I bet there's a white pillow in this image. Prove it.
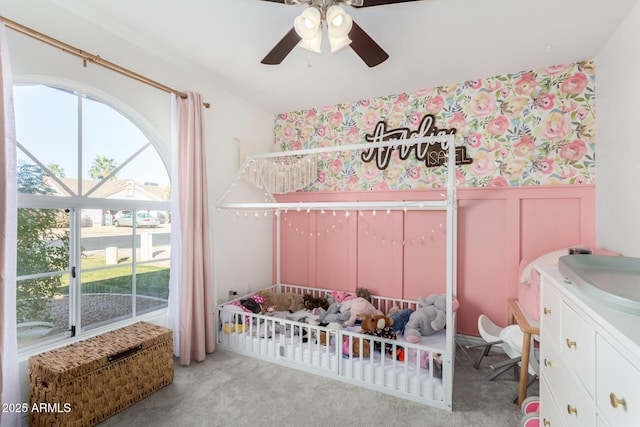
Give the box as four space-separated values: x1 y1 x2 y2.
519 248 570 284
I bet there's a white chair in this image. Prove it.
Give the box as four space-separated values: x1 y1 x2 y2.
468 314 537 380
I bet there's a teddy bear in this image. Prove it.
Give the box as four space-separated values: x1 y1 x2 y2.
403 294 459 344
303 293 329 311
256 290 305 312
342 335 370 358
338 297 383 327
360 313 396 354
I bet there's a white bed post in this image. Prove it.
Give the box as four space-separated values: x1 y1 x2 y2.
444 133 457 410
276 208 282 290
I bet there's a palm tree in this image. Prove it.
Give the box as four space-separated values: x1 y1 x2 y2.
89 155 118 180
46 163 66 178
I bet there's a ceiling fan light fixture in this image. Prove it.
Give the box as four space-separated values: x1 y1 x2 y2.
294 7 321 40
326 5 352 52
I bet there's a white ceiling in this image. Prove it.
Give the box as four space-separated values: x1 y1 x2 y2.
51 0 638 114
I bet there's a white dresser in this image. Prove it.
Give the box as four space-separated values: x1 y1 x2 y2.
538 266 640 427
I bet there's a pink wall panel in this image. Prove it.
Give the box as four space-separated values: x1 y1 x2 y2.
520 198 585 262
357 211 404 298
279 211 315 286
403 211 447 301
315 211 357 290
457 199 507 336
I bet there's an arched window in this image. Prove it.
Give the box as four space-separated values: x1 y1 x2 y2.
14 83 171 350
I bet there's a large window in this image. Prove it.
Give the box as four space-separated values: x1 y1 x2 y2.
15 84 171 350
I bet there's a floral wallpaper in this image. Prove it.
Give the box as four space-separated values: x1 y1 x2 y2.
273 60 596 191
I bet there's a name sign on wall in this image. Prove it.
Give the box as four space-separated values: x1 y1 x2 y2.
361 114 473 170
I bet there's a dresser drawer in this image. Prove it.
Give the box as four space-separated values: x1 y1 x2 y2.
561 301 595 396
541 276 562 345
540 328 595 427
540 376 565 427
596 334 640 427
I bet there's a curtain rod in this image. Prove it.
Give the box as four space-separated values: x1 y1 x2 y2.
0 16 210 108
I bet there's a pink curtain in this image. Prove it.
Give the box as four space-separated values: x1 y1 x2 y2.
169 92 215 365
0 23 21 427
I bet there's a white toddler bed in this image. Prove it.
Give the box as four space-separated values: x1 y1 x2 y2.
216 284 453 409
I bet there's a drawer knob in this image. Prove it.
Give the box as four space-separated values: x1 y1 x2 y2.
566 339 577 349
543 358 553 367
610 392 627 409
567 405 578 416
544 307 552 315
543 419 551 426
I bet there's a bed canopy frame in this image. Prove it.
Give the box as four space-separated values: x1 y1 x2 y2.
215 134 459 409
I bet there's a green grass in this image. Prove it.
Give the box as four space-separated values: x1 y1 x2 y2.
58 255 170 299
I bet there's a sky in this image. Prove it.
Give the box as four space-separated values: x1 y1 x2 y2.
13 84 170 188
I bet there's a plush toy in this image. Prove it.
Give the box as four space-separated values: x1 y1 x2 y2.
388 308 413 335
339 297 383 327
329 291 355 303
303 294 329 311
342 335 370 358
318 322 343 346
356 287 372 302
394 348 443 378
316 302 351 326
360 314 396 354
256 290 305 312
403 294 459 344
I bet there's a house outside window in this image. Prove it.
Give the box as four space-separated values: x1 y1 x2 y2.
14 83 171 351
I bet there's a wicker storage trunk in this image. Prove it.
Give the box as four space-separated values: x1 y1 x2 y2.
29 321 173 427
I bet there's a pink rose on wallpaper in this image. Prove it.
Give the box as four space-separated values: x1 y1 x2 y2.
455 169 466 186
574 175 587 184
374 181 390 191
544 64 570 76
500 160 528 180
534 157 555 174
499 148 509 159
407 165 421 180
282 122 296 141
358 99 371 108
560 100 578 113
542 112 571 141
393 94 410 113
559 165 577 179
560 72 588 95
485 139 500 152
487 176 509 187
316 125 327 137
447 112 467 131
471 152 496 176
487 80 502 92
317 170 326 184
345 127 360 144
425 95 445 114
560 139 587 162
329 158 343 174
534 93 556 110
513 135 535 158
408 112 423 127
304 109 317 126
470 91 496 117
501 97 528 118
362 164 380 181
576 108 589 120
487 115 509 135
362 109 381 131
500 87 511 98
329 111 343 127
466 79 483 90
414 88 432 97
290 140 303 150
345 176 359 191
464 133 482 149
514 72 537 96
319 105 334 112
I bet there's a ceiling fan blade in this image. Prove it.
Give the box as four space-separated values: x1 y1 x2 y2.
258 0 304 4
349 21 389 67
261 28 302 65
352 0 422 7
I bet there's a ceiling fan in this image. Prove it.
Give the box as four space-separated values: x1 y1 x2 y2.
260 0 423 67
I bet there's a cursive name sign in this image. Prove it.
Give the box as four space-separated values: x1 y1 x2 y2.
361 115 473 170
